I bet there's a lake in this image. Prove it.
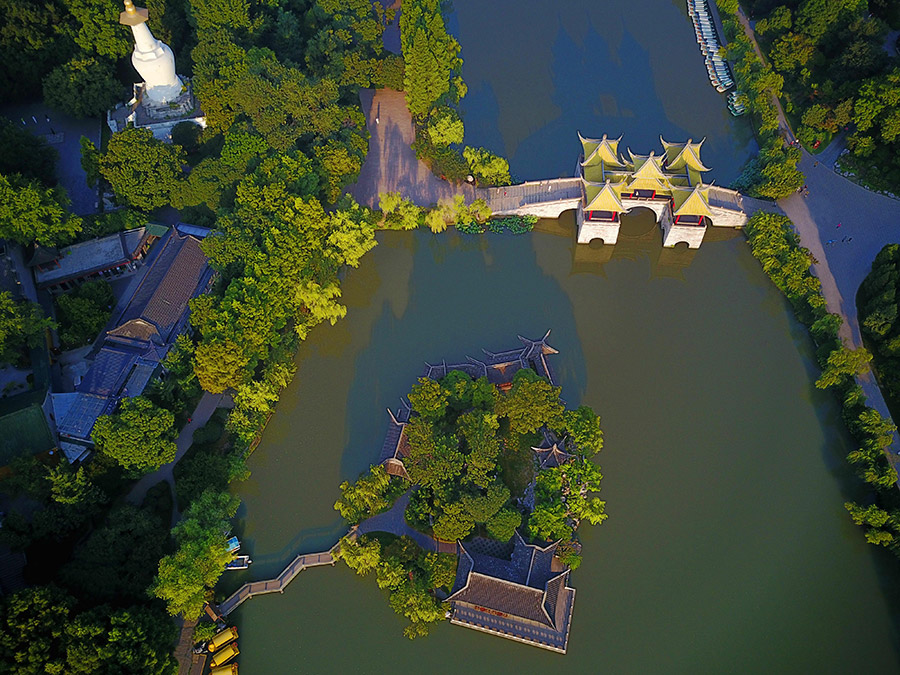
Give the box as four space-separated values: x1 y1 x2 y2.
225 1 900 671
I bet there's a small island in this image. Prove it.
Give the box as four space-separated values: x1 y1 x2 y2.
334 333 606 653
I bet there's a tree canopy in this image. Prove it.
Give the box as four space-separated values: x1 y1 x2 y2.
151 488 240 619
0 173 82 246
100 127 186 211
92 396 177 473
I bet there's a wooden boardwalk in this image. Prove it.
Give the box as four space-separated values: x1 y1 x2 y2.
218 544 340 616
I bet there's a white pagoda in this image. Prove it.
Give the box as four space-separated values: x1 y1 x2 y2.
107 0 205 140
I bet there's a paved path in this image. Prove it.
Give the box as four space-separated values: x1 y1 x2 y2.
348 88 475 209
777 151 900 436
0 103 101 216
126 391 230 523
356 491 439 552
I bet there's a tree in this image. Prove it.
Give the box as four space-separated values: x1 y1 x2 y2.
425 107 464 146
0 292 54 364
431 501 475 541
334 534 382 575
333 464 402 524
61 504 168 603
0 119 57 185
0 173 82 245
151 488 240 619
193 338 247 393
43 56 122 119
315 139 364 203
63 0 132 58
64 605 177 675
379 191 422 230
92 396 177 472
0 586 72 675
46 465 105 507
100 127 185 210
486 507 521 541
769 33 815 72
460 481 509 522
815 346 872 388
464 146 511 186
55 279 113 349
401 5 460 118
407 376 448 419
562 405 604 454
80 137 101 189
497 369 564 435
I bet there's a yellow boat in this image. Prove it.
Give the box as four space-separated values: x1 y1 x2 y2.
209 642 239 668
207 626 238 652
210 664 238 675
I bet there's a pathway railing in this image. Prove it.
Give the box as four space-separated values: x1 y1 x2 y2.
218 541 343 616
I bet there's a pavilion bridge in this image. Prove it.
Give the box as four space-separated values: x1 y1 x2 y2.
474 133 782 249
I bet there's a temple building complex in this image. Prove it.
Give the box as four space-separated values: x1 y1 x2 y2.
48 226 213 462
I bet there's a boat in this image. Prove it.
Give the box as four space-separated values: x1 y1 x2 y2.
210 665 239 675
225 555 252 570
688 0 733 92
208 626 238 653
209 643 240 669
225 536 240 553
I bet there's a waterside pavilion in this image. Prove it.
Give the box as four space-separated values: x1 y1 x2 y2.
578 133 730 248
447 534 576 653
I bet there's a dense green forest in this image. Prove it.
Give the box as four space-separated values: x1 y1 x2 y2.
0 0 405 669
333 368 606 637
723 0 900 194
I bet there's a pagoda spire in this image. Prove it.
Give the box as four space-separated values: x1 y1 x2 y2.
120 0 183 105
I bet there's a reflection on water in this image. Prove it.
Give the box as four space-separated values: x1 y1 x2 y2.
538 210 714 279
452 0 757 182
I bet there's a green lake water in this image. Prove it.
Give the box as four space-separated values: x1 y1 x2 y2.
225 0 900 671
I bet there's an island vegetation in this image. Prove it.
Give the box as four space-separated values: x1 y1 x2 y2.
334 366 606 637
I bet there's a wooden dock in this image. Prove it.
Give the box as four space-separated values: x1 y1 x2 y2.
218 545 340 616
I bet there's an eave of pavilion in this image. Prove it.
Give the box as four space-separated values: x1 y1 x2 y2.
579 132 624 168
660 136 710 173
582 179 626 213
671 184 713 218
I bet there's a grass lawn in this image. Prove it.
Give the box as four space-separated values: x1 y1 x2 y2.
0 404 53 466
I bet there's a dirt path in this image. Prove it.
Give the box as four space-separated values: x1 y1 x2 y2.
733 8 796 142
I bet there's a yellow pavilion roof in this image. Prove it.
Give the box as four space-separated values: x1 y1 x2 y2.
671 184 713 218
660 136 710 173
626 175 672 194
583 179 626 213
579 132 623 168
629 150 669 181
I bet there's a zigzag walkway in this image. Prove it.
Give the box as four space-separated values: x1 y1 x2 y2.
215 492 457 616
218 543 342 616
